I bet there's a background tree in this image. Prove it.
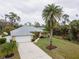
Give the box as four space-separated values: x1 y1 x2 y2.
70 20 79 41
34 22 40 27
0 12 21 35
25 22 32 26
42 4 62 50
0 19 7 34
62 14 69 25
3 24 15 35
61 14 71 40
2 12 21 34
5 12 20 25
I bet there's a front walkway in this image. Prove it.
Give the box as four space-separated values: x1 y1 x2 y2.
17 42 52 59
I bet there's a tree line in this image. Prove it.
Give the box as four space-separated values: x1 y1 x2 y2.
0 12 22 35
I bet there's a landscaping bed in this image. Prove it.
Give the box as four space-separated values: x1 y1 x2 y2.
0 40 20 59
0 47 20 59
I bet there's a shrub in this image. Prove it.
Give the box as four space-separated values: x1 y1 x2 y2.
0 38 6 44
1 41 17 58
64 31 75 41
31 39 35 42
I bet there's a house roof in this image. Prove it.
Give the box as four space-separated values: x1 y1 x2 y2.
10 25 44 36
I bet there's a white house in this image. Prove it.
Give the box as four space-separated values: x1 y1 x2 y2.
10 25 44 43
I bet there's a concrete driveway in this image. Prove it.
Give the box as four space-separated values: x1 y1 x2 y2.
5 36 52 59
17 39 52 59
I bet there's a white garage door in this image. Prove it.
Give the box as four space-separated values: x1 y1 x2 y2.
15 36 32 43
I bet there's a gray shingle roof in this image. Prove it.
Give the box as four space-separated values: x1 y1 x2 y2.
10 26 44 36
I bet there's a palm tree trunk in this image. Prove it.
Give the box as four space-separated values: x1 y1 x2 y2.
47 28 56 50
50 29 53 45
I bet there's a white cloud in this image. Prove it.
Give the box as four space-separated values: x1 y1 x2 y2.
0 0 79 24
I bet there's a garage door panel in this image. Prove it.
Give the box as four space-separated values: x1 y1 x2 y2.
15 36 32 43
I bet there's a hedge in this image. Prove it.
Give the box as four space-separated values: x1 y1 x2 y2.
0 38 6 44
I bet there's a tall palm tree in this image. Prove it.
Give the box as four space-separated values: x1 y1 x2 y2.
42 4 62 49
5 12 20 25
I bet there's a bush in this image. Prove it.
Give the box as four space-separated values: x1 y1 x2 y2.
64 32 75 41
1 41 17 58
31 39 36 42
0 38 6 44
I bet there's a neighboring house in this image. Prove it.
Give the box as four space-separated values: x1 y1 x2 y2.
10 25 44 42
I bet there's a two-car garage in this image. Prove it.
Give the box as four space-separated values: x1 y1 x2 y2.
14 36 33 43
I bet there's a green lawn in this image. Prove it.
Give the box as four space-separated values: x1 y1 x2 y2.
12 48 20 59
35 37 79 59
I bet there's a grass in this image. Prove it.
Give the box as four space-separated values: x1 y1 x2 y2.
35 37 79 59
12 47 20 59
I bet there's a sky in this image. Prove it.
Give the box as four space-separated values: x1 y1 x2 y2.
0 0 79 25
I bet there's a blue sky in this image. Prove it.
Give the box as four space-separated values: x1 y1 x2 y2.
0 0 79 25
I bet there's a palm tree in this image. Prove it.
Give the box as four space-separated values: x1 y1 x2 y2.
42 4 62 50
5 12 20 25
